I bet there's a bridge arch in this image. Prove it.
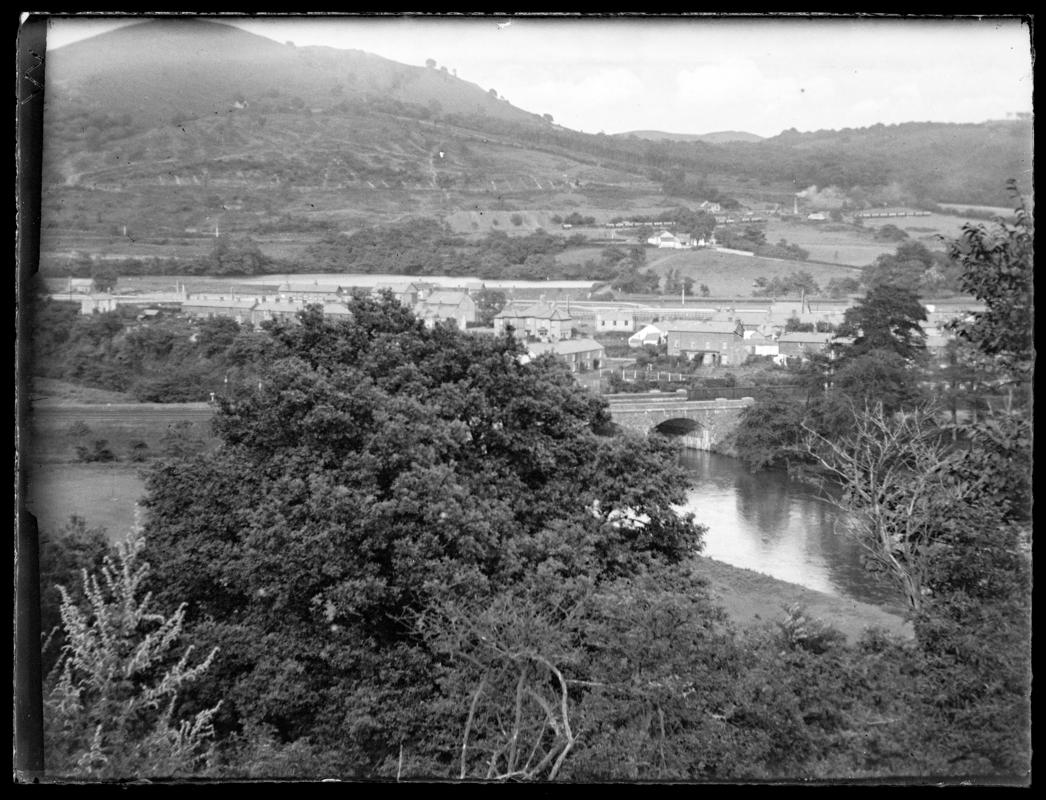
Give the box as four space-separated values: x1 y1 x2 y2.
605 394 754 451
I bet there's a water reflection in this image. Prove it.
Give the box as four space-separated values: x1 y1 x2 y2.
677 450 899 606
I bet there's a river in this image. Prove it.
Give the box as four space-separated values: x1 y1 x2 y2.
675 450 900 606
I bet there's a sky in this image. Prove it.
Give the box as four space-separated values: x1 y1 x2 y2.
39 13 1034 138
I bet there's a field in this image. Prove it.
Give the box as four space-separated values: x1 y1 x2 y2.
643 248 860 296
24 461 147 542
23 401 218 541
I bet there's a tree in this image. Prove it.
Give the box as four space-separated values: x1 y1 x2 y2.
44 530 221 778
838 285 926 362
90 263 118 294
733 389 806 472
139 297 705 773
425 58 436 69
206 235 268 276
800 403 963 612
946 182 1033 386
474 288 507 326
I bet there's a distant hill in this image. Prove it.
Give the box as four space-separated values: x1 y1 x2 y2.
37 17 1033 261
617 130 764 144
45 18 537 127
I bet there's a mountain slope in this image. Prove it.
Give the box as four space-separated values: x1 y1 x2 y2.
45 18 537 126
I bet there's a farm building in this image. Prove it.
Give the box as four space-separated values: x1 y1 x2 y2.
665 320 746 366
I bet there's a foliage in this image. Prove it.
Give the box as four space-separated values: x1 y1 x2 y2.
74 439 118 463
837 284 926 361
946 182 1033 384
90 263 119 293
40 517 115 678
139 296 705 774
862 240 958 294
799 403 962 612
825 276 860 299
44 529 221 779
204 235 270 276
733 389 806 472
752 271 819 298
473 288 507 326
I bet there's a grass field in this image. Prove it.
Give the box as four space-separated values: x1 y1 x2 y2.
691 555 912 642
24 462 147 542
643 248 860 296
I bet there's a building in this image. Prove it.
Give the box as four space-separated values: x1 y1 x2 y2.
182 298 258 324
665 320 746 365
712 308 774 336
595 310 635 332
279 283 346 303
413 290 477 330
67 278 95 294
646 231 692 249
526 338 605 372
321 302 353 320
628 324 666 349
250 299 304 325
744 331 779 358
373 282 423 307
493 301 573 340
776 331 836 360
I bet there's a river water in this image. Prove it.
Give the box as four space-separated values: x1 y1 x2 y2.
675 450 900 606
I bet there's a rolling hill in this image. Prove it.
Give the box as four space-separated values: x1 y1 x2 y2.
37 18 1033 265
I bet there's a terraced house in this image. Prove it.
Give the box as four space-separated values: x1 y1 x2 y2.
665 320 746 366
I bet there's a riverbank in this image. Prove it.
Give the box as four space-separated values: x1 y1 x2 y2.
691 554 913 642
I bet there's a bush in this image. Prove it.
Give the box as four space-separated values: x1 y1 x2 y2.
75 439 117 463
128 440 150 462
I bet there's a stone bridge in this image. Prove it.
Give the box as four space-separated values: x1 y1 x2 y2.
604 390 754 451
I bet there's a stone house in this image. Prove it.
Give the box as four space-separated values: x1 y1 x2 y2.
665 320 746 366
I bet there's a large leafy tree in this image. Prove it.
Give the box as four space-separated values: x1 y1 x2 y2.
837 284 927 362
140 296 704 773
947 182 1033 387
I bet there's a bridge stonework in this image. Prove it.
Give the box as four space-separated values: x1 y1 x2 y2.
604 391 754 451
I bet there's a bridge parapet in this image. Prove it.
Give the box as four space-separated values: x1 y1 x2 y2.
607 396 753 451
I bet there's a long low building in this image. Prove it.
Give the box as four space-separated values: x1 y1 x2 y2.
526 338 605 372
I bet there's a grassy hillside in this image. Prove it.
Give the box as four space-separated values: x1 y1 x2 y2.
38 18 1031 274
